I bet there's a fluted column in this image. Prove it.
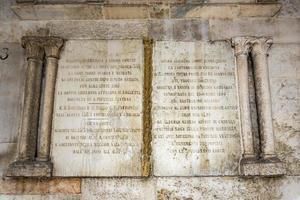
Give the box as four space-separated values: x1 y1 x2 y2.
232 37 255 159
17 37 44 161
37 37 64 161
250 37 276 159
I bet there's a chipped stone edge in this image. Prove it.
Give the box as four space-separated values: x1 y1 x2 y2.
142 38 153 177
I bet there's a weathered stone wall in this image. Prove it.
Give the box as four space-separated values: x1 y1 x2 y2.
0 0 299 199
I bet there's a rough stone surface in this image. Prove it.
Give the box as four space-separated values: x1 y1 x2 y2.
0 195 81 200
171 4 281 19
0 143 17 177
0 178 81 194
278 0 300 18
103 6 148 19
81 177 300 200
209 18 300 43
82 178 155 200
269 44 300 175
6 161 53 177
0 43 25 143
240 158 286 177
11 4 103 20
47 20 148 40
149 19 209 41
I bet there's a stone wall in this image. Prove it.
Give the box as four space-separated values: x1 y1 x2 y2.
0 0 299 199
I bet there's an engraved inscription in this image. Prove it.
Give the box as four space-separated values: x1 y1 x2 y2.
152 41 240 176
0 48 9 60
51 40 144 176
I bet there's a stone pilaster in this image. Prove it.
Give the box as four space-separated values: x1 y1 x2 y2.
6 36 64 177
6 36 47 177
250 37 276 159
238 36 285 177
37 37 64 162
232 37 256 163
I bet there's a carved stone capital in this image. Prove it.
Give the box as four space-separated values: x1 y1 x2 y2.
44 37 64 58
249 37 273 57
231 37 253 57
21 36 44 60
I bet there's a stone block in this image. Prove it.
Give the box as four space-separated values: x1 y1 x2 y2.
149 19 209 41
269 44 300 79
107 0 185 4
171 4 281 19
6 161 53 178
208 0 255 2
149 4 170 19
82 178 155 200
80 177 300 200
47 20 148 40
0 195 81 200
239 158 286 177
209 18 300 43
239 4 281 17
155 176 300 200
0 143 17 177
11 4 103 20
278 0 300 18
268 44 300 175
103 6 148 19
0 21 51 43
0 43 25 143
0 178 81 194
171 4 240 19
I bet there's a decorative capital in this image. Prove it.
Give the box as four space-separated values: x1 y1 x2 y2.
249 37 273 57
231 37 253 57
21 36 44 60
44 37 64 59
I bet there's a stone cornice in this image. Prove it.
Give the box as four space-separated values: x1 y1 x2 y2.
11 3 281 20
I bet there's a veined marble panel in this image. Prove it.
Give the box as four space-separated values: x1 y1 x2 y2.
51 40 144 177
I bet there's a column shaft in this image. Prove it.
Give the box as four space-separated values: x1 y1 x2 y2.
252 40 276 158
37 58 58 161
17 38 44 161
36 37 63 161
236 54 255 157
232 37 255 159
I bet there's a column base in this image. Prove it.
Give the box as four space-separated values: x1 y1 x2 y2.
6 160 53 177
239 157 286 177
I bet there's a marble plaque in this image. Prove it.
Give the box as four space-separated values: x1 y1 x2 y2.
152 41 240 176
51 40 144 176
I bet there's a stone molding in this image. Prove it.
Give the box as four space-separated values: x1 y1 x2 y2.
11 3 281 20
